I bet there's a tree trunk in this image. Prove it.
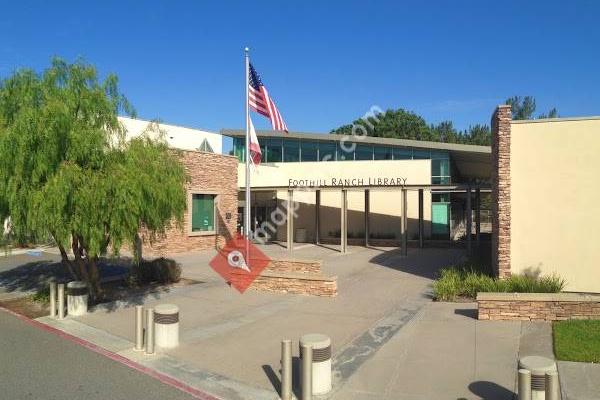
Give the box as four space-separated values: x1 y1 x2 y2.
87 256 102 300
52 233 78 281
72 236 89 283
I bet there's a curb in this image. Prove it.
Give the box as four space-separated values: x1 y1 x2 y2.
0 305 221 400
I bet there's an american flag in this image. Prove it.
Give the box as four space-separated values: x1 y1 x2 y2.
248 63 288 132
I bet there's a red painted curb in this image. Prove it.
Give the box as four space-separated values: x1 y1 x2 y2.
0 305 221 400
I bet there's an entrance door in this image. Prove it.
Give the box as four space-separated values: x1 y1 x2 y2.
431 203 450 238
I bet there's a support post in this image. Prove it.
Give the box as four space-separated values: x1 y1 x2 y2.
57 283 65 320
134 305 144 351
145 308 155 355
281 339 292 400
545 371 559 400
301 343 313 400
466 185 472 256
315 190 320 245
287 189 294 252
49 281 57 318
518 369 531 400
364 189 370 247
340 189 348 253
418 189 424 249
476 187 481 244
401 188 407 256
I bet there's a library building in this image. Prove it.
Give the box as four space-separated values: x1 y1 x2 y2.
126 105 600 293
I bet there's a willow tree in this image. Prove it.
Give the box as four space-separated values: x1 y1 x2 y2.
0 58 188 297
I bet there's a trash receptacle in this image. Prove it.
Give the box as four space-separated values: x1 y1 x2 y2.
154 304 179 348
66 281 88 316
519 356 557 400
300 333 332 395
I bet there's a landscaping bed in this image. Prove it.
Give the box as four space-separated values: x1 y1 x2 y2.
433 263 564 301
0 257 201 317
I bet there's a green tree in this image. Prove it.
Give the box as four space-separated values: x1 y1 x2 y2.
331 108 432 141
0 58 188 297
505 96 558 120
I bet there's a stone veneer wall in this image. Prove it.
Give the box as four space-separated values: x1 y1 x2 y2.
491 105 512 278
141 150 238 256
236 271 337 297
265 259 321 274
477 292 600 321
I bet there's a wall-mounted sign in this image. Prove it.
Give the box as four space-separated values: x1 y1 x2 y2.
288 177 407 188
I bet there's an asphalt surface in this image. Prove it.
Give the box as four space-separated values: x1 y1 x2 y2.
0 310 197 400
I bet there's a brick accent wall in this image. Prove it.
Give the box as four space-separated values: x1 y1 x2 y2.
141 150 238 256
265 259 321 275
232 271 337 297
477 293 600 321
491 105 512 278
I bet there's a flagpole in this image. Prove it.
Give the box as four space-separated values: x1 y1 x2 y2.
244 47 251 263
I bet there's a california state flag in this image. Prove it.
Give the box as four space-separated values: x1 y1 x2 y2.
248 115 262 166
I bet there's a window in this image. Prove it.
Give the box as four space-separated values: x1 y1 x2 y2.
393 147 412 160
336 141 354 161
266 138 282 162
413 149 430 159
319 142 336 161
283 139 300 162
355 144 373 160
374 146 393 160
233 137 245 162
191 194 215 232
300 141 318 161
431 153 451 185
198 138 214 153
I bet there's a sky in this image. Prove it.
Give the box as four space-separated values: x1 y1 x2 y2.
2 0 600 147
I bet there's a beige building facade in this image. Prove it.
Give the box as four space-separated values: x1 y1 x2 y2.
492 108 600 293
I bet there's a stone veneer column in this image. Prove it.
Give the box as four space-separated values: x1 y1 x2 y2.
491 105 512 278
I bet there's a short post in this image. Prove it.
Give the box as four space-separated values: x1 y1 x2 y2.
301 343 313 400
281 339 292 400
154 304 179 349
134 305 144 351
57 283 65 320
49 281 57 318
145 308 155 355
518 369 531 400
545 371 559 400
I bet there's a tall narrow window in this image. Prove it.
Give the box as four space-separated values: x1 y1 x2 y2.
192 194 215 232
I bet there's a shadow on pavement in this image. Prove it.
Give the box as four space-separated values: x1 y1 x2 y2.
454 308 478 319
468 381 515 400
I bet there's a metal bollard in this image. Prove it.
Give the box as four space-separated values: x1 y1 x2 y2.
49 281 57 318
281 339 292 400
145 308 155 355
301 343 313 400
518 369 531 400
134 306 144 351
545 371 559 400
57 283 65 320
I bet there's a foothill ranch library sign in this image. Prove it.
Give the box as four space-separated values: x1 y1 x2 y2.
288 176 408 188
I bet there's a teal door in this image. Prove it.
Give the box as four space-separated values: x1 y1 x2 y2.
431 203 450 238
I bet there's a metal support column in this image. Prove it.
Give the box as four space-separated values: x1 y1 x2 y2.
315 190 320 245
401 188 408 256
466 185 472 255
475 187 481 245
418 189 424 249
364 189 370 247
340 189 348 253
287 189 294 252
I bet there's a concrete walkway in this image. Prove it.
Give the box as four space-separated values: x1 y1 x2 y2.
3 245 598 399
332 302 522 400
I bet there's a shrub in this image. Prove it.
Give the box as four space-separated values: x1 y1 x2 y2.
31 286 50 304
131 257 182 285
433 265 564 301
